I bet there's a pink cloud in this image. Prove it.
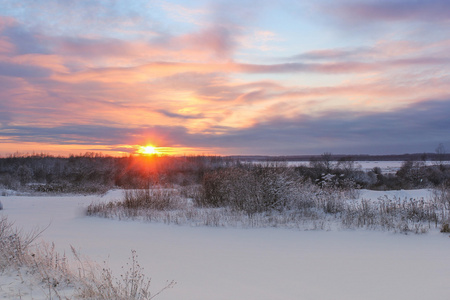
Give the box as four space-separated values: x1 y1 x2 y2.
178 25 236 60
0 38 14 54
0 16 16 30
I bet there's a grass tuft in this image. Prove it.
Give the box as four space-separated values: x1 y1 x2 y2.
0 216 175 299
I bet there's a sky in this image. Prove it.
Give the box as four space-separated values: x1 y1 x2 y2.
0 0 449 156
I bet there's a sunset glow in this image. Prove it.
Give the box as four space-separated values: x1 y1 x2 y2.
0 0 449 156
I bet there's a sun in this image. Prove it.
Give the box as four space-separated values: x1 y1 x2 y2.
137 145 159 155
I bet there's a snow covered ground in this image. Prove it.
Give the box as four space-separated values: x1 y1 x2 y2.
1 189 449 300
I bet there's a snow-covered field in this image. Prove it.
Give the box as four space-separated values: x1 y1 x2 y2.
1 189 449 300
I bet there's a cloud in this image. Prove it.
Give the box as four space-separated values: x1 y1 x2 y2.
289 47 376 61
51 55 450 86
331 0 450 23
8 4 446 84
0 61 51 78
174 0 274 60
235 90 266 103
310 0 450 43
287 39 450 68
292 49 362 61
179 25 236 60
54 37 149 59
0 0 272 62
200 99 450 155
45 61 387 85
2 98 449 155
0 124 190 147
157 109 204 120
1 1 449 156
0 19 49 55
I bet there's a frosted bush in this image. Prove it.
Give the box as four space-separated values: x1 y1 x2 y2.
197 164 316 215
432 182 450 209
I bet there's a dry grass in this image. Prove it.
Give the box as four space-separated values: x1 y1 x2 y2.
86 184 450 234
0 216 175 299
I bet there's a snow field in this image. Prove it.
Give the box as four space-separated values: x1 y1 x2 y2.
1 189 449 300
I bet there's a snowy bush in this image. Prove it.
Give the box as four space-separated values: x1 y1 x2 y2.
197 164 318 215
432 181 450 209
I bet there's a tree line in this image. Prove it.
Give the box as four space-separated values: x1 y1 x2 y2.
0 152 449 194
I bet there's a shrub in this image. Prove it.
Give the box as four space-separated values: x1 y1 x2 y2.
197 164 312 215
0 216 44 269
87 188 188 217
432 181 450 209
76 249 176 300
441 223 450 233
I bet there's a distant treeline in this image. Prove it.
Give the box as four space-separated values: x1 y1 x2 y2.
230 152 450 162
0 152 449 193
0 153 236 193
